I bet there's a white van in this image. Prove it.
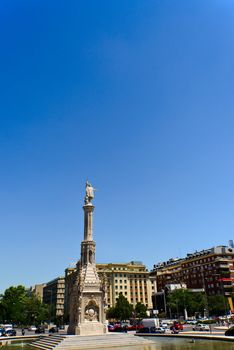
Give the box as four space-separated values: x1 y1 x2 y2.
141 318 160 328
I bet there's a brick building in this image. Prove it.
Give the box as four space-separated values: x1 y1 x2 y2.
150 244 234 311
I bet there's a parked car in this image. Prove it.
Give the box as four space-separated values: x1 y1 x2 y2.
108 323 126 332
152 327 165 334
225 326 234 336
193 324 210 331
161 322 168 329
28 325 37 331
49 327 58 333
0 328 6 337
170 322 183 331
127 324 144 331
136 327 151 334
5 329 16 337
186 319 197 325
136 327 162 334
35 326 45 334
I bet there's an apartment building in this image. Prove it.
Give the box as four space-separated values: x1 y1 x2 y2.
43 276 65 321
30 283 46 301
150 244 234 311
96 261 153 309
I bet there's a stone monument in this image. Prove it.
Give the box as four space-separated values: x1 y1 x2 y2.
67 181 107 335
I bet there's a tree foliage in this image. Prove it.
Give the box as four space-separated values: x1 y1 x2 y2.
106 294 133 321
134 302 147 319
114 294 133 321
166 289 229 317
208 295 227 316
167 289 206 317
0 285 49 325
106 295 148 321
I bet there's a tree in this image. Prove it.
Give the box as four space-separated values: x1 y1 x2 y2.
134 302 147 319
0 285 49 325
24 294 49 325
0 286 28 324
208 295 227 316
106 307 116 320
166 289 206 318
111 294 133 321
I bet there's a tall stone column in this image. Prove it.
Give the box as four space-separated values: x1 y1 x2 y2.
67 181 107 335
81 204 96 266
83 203 94 241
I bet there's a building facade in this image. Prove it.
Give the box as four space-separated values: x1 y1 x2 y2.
96 261 153 309
150 244 234 311
43 276 65 322
30 283 46 301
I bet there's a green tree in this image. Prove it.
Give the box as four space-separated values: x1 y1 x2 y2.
134 302 147 319
113 294 133 321
208 295 227 316
106 307 116 320
0 286 28 324
0 285 49 325
24 294 49 325
167 289 206 318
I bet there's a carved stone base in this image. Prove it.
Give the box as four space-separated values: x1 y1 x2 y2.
69 322 107 335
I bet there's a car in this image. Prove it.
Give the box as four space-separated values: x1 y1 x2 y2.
153 327 165 334
0 328 6 337
136 327 163 334
107 324 115 331
161 322 168 328
193 324 210 331
35 326 45 334
127 324 144 331
186 320 197 325
5 329 16 337
225 326 234 336
28 325 37 331
136 327 151 334
49 326 58 333
170 322 183 331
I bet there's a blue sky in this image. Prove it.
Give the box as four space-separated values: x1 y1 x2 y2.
0 0 234 292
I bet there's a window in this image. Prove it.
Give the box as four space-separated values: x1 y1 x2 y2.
115 280 118 283
119 280 122 283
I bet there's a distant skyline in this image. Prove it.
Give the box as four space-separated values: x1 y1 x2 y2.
0 0 234 293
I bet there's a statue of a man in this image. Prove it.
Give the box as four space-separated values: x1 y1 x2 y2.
85 181 95 204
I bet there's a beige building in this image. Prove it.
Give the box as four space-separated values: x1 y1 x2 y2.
43 276 65 321
97 261 153 309
30 284 46 301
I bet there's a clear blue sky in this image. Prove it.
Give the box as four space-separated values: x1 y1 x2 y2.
0 0 234 292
